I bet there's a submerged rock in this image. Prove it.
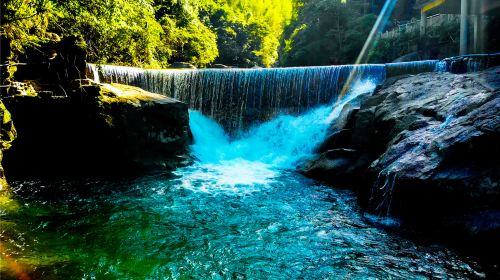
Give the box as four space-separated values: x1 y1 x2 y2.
2 81 191 178
302 66 500 244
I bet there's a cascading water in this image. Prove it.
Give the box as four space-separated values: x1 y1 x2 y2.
385 60 439 77
192 79 378 167
91 60 450 134
85 63 100 83
96 64 386 134
175 80 378 193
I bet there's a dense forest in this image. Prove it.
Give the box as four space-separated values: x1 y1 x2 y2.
1 0 298 67
2 0 380 68
278 0 378 66
2 0 497 68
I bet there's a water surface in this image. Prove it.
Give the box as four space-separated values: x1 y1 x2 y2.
3 171 483 279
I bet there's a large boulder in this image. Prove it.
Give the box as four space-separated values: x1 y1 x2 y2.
2 81 191 178
355 67 500 218
302 66 500 242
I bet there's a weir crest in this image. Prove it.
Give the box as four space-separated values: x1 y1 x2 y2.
88 61 440 134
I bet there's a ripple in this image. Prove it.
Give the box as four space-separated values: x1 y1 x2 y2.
1 170 484 279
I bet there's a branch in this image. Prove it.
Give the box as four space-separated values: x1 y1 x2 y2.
2 8 47 24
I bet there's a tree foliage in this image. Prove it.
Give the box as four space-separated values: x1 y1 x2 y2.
214 0 298 67
1 0 61 54
3 0 493 68
1 0 298 68
278 0 376 66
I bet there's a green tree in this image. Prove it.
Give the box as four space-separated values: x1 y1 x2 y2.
153 0 219 67
1 0 60 57
214 0 298 67
54 0 163 66
2 0 299 68
278 0 375 66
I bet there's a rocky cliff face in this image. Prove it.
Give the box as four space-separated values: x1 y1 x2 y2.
302 66 500 244
2 81 191 178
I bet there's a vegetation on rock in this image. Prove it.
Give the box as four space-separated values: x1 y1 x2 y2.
1 80 191 176
0 100 16 188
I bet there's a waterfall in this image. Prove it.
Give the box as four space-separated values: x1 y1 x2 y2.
87 59 458 134
435 52 500 73
190 80 378 168
99 64 144 85
97 64 385 134
385 60 439 78
85 63 100 83
176 79 378 191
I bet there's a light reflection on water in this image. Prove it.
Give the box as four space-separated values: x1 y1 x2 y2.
4 172 482 279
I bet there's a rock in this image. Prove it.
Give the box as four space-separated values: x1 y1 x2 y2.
13 36 87 90
2 82 191 178
3 81 38 97
331 105 359 131
300 148 372 187
0 101 16 188
211 64 231 69
439 53 500 74
360 67 500 219
170 62 196 69
303 66 500 245
315 129 353 153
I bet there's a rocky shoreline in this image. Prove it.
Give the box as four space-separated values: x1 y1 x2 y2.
301 66 500 260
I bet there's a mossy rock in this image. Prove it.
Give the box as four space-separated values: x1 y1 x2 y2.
0 100 16 189
1 81 191 177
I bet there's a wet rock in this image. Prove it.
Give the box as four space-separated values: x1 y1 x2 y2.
332 106 359 131
2 82 191 178
300 149 372 187
315 129 353 153
361 67 500 219
303 66 500 244
439 53 500 74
